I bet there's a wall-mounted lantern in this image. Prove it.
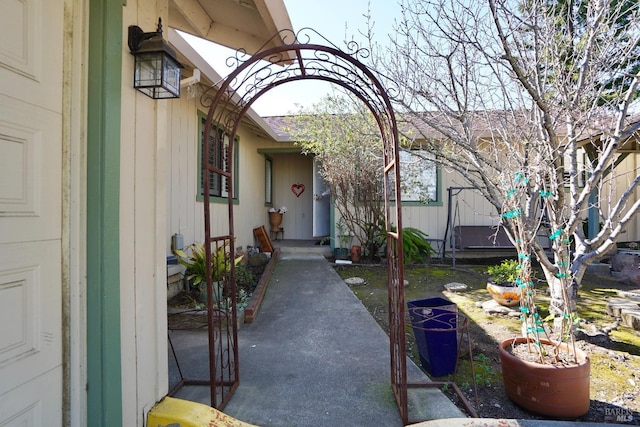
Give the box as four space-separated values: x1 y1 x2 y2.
128 18 183 99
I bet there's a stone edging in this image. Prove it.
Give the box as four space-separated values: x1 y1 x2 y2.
244 248 280 323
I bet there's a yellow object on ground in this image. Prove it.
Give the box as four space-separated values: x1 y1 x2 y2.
147 396 259 427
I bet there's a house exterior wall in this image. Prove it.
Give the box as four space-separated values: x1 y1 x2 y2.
608 153 640 242
120 2 171 425
251 151 507 246
401 170 501 243
166 97 299 251
402 155 640 249
119 1 296 424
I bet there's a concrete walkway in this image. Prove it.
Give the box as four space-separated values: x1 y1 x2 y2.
221 253 463 426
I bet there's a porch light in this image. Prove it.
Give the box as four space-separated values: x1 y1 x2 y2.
128 18 183 99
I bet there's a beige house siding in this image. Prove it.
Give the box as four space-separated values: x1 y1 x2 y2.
400 170 501 247
166 97 300 251
120 6 171 425
119 1 294 424
608 153 640 241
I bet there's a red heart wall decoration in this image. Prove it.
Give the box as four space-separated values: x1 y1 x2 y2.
291 183 305 197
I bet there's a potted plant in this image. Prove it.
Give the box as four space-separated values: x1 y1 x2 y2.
497 173 590 419
268 206 287 232
486 259 521 307
350 244 362 262
174 241 243 303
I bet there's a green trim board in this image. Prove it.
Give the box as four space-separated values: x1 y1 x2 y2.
86 0 123 425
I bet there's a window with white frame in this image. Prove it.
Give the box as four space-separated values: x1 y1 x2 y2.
399 150 438 203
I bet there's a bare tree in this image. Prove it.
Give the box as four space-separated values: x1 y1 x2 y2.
378 0 640 328
287 95 387 259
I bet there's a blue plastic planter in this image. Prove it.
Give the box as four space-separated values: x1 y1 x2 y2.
407 297 458 377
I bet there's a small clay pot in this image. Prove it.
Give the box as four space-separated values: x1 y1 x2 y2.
350 245 362 262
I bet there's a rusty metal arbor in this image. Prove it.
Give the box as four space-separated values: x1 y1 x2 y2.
200 29 409 421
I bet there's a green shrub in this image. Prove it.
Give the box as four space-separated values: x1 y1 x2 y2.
402 227 436 264
236 264 257 294
486 259 519 284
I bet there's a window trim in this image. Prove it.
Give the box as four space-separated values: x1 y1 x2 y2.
396 149 442 206
265 155 273 206
197 111 239 203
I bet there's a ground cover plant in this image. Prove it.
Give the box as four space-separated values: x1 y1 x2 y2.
335 262 640 423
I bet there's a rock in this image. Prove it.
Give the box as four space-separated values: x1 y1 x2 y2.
621 308 640 330
586 263 611 275
444 282 468 292
247 251 269 267
620 265 640 286
610 253 639 272
618 289 640 298
344 277 366 285
606 297 640 317
601 320 620 334
481 299 518 315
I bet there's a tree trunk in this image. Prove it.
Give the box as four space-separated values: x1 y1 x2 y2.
540 261 585 330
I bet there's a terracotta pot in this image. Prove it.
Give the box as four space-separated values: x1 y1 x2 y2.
486 280 521 307
268 212 283 230
499 337 590 418
350 245 362 262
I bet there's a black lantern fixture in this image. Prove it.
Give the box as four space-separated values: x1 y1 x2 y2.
128 18 183 99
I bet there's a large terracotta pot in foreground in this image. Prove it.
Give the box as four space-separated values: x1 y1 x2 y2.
499 337 590 418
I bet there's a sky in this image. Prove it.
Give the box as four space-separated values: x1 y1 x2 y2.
185 0 401 116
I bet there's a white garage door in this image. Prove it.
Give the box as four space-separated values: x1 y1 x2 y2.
0 0 64 425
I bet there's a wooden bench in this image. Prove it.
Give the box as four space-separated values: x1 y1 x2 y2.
453 225 550 250
454 225 513 249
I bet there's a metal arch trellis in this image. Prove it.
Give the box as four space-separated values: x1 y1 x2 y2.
199 28 412 422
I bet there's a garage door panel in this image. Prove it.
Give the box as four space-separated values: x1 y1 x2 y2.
0 0 64 421
0 367 62 427
0 95 62 244
0 0 62 113
0 240 62 397
0 266 37 365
